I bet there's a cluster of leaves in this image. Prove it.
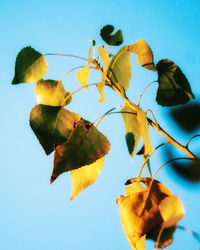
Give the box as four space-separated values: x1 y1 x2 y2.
11 24 198 249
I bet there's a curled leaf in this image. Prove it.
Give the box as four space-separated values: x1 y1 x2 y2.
96 46 110 102
127 40 157 71
100 25 123 46
70 157 104 200
12 46 48 84
51 119 110 182
35 79 72 106
30 105 81 155
76 48 92 87
156 59 195 106
107 46 131 91
117 177 184 249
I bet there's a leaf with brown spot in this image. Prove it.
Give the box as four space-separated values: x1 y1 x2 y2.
117 178 183 250
51 119 110 182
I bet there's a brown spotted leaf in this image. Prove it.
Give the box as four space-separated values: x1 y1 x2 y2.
117 178 184 250
51 119 110 182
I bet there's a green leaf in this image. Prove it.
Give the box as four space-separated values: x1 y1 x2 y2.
76 48 92 87
100 25 123 46
51 119 110 183
127 40 157 71
30 105 81 155
121 106 141 157
97 46 110 102
107 46 131 91
70 157 104 200
35 79 72 106
12 46 48 84
156 59 195 106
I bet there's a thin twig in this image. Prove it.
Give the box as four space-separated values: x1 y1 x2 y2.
138 80 157 106
45 53 88 62
186 134 200 149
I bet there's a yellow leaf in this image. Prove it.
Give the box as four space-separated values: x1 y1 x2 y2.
96 46 110 103
117 178 178 250
98 46 110 70
130 104 152 155
127 40 157 72
159 195 185 228
70 157 104 200
35 79 71 106
76 48 92 87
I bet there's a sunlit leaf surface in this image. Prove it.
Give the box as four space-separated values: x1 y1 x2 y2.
51 119 110 182
107 46 131 91
35 79 71 106
156 59 194 106
159 195 185 228
127 40 157 71
70 157 104 199
117 177 184 250
12 46 48 84
30 105 81 155
100 24 123 46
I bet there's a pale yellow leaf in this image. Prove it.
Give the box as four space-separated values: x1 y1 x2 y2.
125 182 146 196
70 157 104 199
131 104 152 155
127 40 157 72
98 46 110 70
159 195 185 228
76 47 92 87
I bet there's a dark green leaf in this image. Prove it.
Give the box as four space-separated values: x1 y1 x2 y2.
12 46 48 84
100 25 123 46
170 102 200 132
35 79 72 106
51 119 110 182
107 46 131 91
29 105 81 155
156 59 194 106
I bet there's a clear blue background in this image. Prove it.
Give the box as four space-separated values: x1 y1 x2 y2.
1 0 200 249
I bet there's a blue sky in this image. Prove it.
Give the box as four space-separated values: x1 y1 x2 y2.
1 0 200 249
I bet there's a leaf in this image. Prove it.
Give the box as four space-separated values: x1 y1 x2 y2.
127 40 157 71
35 79 72 106
159 195 185 228
76 48 92 87
134 105 152 155
170 102 200 132
51 119 110 183
117 178 181 250
146 225 176 249
107 46 131 91
156 59 195 106
121 106 141 157
97 46 110 102
12 46 48 84
100 24 123 46
70 157 104 200
30 105 81 155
